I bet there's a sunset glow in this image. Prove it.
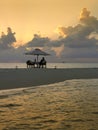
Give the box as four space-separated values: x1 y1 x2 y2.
0 0 98 62
0 0 97 42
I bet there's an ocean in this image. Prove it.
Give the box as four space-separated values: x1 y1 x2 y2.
0 63 98 130
0 62 98 69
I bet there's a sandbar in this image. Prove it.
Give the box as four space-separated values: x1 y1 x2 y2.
0 68 98 90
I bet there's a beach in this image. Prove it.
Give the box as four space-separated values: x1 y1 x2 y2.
0 64 98 130
0 68 98 90
0 79 98 130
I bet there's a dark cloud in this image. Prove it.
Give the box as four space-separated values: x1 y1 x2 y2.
26 8 98 50
0 27 16 50
25 8 98 61
27 34 50 47
61 36 97 48
0 46 28 62
1 8 98 62
52 8 98 60
57 8 98 49
61 47 98 59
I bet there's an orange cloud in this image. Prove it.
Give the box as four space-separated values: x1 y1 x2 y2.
79 8 90 20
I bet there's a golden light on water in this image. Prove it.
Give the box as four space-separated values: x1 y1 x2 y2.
0 79 98 129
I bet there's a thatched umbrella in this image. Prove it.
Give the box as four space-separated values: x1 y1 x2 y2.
25 48 50 63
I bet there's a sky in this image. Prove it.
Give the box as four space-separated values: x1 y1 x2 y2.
0 0 98 62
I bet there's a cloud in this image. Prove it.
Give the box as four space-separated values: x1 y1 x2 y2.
0 45 28 62
57 9 98 48
1 8 98 62
49 8 98 60
20 7 98 62
79 8 98 31
26 8 98 50
51 44 64 57
58 8 98 38
0 27 16 50
27 34 50 47
25 8 98 60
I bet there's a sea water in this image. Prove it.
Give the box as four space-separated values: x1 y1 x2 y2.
0 62 98 69
0 79 98 130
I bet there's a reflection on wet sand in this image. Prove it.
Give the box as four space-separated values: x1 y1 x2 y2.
0 79 98 130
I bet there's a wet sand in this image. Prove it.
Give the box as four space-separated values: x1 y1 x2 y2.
0 68 98 90
0 79 98 130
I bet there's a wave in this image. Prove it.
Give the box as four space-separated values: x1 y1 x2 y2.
0 79 98 130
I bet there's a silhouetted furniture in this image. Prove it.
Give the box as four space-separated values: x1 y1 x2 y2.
26 58 47 68
26 60 35 68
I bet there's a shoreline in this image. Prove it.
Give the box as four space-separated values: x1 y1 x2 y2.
0 68 98 90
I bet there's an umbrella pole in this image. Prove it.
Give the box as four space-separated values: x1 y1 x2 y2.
37 55 39 68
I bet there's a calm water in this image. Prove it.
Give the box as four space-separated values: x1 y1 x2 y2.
0 62 98 69
0 79 98 130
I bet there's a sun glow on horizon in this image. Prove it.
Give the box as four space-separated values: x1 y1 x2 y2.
0 0 97 45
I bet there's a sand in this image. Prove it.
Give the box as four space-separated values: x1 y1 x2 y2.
0 68 98 90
